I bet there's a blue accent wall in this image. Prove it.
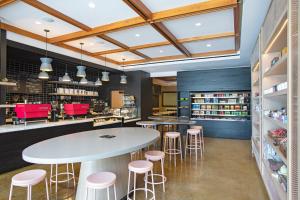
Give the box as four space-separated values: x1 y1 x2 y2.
177 67 251 140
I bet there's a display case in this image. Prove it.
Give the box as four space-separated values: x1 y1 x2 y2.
93 116 122 127
113 107 138 120
190 91 251 121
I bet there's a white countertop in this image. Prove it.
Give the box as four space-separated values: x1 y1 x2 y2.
23 127 160 164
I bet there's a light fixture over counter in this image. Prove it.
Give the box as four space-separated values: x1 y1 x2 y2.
101 56 109 82
120 58 127 84
76 43 87 78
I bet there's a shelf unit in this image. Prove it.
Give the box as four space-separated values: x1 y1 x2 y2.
190 91 251 121
48 93 98 97
0 81 17 86
251 1 290 199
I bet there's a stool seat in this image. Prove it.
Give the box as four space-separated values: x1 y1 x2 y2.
12 169 46 187
165 132 180 138
145 151 165 161
191 125 203 130
128 160 153 174
86 172 116 189
187 129 200 135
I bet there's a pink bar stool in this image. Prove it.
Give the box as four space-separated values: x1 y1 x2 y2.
145 151 166 192
50 163 76 193
185 129 202 160
85 172 117 200
163 132 183 167
127 160 155 200
191 125 205 153
9 169 49 200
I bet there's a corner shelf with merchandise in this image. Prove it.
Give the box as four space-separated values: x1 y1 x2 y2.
190 91 251 121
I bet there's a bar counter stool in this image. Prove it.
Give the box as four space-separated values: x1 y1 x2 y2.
185 129 202 160
164 132 183 167
85 172 117 200
191 125 205 153
145 151 166 192
9 169 49 200
127 160 156 200
50 163 76 193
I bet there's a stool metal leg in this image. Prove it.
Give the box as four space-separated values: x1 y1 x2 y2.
114 184 117 200
195 134 198 160
71 163 76 187
161 158 165 192
173 138 176 167
55 164 58 193
85 188 88 200
151 169 156 200
127 171 131 200
107 187 110 200
179 137 183 161
133 172 136 200
9 184 13 200
45 178 49 200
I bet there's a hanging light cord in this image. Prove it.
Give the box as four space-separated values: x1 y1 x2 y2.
80 43 83 66
65 64 68 73
45 30 48 57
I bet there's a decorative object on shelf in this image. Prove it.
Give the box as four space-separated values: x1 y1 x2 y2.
120 58 127 84
76 43 87 77
40 29 53 72
62 64 71 82
38 71 49 79
101 56 109 82
80 77 88 84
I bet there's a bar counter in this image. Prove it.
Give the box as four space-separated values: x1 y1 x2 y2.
0 116 141 173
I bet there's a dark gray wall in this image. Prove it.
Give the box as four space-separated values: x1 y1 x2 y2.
0 29 7 125
177 67 251 140
101 71 152 120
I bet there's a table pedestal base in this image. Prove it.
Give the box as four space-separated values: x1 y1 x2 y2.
76 154 131 200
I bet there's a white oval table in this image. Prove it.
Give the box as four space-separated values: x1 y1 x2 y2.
23 127 160 200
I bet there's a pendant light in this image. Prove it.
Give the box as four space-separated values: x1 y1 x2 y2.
62 64 71 82
101 56 109 81
38 71 49 79
76 43 87 77
40 29 53 72
95 72 102 86
80 77 88 84
120 58 127 84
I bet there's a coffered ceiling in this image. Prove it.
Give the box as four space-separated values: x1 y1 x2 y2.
0 0 240 67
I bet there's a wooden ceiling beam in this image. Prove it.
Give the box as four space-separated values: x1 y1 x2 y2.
0 22 120 65
97 34 150 59
21 0 92 31
123 49 237 65
123 0 191 57
91 32 235 56
47 0 237 44
0 0 16 8
233 1 241 51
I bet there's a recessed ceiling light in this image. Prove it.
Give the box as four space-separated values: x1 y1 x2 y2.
195 22 202 27
135 33 140 37
159 50 164 53
206 44 212 47
35 21 42 25
42 17 55 23
88 2 96 8
89 42 95 46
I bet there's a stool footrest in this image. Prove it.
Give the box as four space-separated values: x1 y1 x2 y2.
50 172 75 184
165 149 181 155
127 188 155 200
144 174 167 185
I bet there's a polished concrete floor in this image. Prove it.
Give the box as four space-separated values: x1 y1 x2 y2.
0 138 269 200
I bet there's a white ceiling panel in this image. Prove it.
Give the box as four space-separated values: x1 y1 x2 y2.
184 37 235 54
106 51 143 62
38 0 139 28
107 25 166 46
138 45 182 58
0 1 80 37
163 9 234 39
65 37 119 53
141 0 208 12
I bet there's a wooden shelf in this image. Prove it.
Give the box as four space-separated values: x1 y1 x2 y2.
190 118 250 122
48 93 98 97
0 81 17 86
48 81 99 87
192 109 249 112
192 96 242 99
264 55 287 77
264 89 287 98
265 135 287 165
192 103 249 105
191 113 250 117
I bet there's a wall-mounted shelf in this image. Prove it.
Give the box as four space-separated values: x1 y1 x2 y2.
0 81 17 86
264 89 287 98
48 81 99 87
48 93 98 97
263 55 287 77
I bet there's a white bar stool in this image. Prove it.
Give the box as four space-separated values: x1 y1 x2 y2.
50 163 76 193
145 151 166 192
85 172 117 200
185 129 202 160
163 132 183 167
127 160 155 200
9 169 49 200
191 125 205 153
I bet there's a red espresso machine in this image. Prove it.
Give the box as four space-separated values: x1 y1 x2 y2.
63 104 90 119
14 104 51 125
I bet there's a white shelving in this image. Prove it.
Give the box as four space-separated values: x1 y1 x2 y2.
0 81 17 86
